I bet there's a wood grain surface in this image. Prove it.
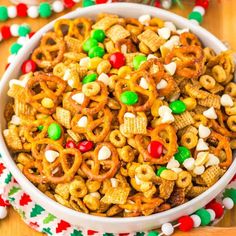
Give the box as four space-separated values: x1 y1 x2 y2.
0 0 236 235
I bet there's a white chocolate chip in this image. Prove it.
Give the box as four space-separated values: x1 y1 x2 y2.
196 138 209 151
220 94 234 107
139 77 149 89
195 152 209 166
198 124 211 139
110 178 118 188
156 79 168 90
161 113 175 124
158 27 171 40
164 62 176 75
45 150 60 163
63 69 71 81
193 165 205 175
203 107 217 119
9 74 31 88
72 93 85 105
176 28 189 34
167 158 180 169
164 21 177 32
158 105 172 116
98 73 109 86
98 146 111 161
161 36 180 50
121 44 127 54
183 157 195 171
171 167 183 174
124 112 136 118
77 116 88 128
205 154 220 167
10 115 21 126
67 79 75 88
79 57 90 67
138 14 151 26
147 54 157 60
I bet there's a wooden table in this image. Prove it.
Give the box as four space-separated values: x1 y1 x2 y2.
0 0 236 235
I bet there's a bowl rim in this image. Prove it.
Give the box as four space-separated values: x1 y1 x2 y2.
0 2 235 226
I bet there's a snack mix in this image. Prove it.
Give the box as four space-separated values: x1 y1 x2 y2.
3 13 236 217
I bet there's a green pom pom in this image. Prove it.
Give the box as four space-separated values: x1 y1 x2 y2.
18 25 31 37
188 11 203 23
195 208 211 226
10 43 22 54
0 6 8 21
223 188 236 204
39 2 52 18
148 231 160 236
82 0 95 7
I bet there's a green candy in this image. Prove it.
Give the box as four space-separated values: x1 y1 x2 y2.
82 73 98 84
39 2 52 18
223 188 236 203
169 100 186 114
195 208 211 226
174 146 191 164
82 38 98 52
188 11 203 23
18 25 31 37
120 91 138 105
38 125 44 131
10 43 22 54
156 166 167 177
148 231 160 236
133 55 147 70
47 123 62 140
82 0 95 7
88 46 105 58
91 29 106 42
0 6 8 21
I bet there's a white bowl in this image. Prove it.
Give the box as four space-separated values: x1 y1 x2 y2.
0 3 235 234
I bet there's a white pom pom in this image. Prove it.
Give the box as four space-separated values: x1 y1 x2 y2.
223 197 234 210
193 6 206 16
0 206 8 219
7 6 17 18
27 6 39 18
190 214 201 227
161 222 174 235
10 24 19 37
17 36 29 45
207 209 216 221
52 1 65 13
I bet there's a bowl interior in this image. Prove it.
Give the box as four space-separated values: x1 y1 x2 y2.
0 3 235 233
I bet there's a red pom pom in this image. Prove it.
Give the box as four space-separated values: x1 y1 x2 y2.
64 0 76 8
195 0 209 9
1 26 12 39
17 3 28 17
206 201 224 218
29 32 35 39
154 0 161 8
96 0 108 4
21 60 37 74
178 215 194 232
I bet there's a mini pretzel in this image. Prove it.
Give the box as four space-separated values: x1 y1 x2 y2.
54 19 74 38
73 18 92 40
135 124 177 164
180 32 201 46
81 142 120 181
209 131 232 168
31 32 66 69
71 114 93 134
115 39 138 53
26 73 67 114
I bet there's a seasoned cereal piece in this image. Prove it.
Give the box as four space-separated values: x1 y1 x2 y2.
186 186 209 198
138 30 165 52
64 36 82 53
101 187 130 204
198 94 221 109
70 196 89 213
159 179 175 199
55 183 70 200
7 84 25 99
106 24 130 43
92 16 118 30
123 117 147 134
56 107 71 129
209 82 224 94
169 188 185 207
185 83 209 99
14 99 36 118
106 205 123 217
173 111 194 130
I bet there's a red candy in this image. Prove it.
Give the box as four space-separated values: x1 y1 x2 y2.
178 215 194 232
16 3 28 17
109 52 126 69
206 200 224 218
78 140 94 153
1 26 12 39
63 0 76 8
147 141 163 158
66 140 77 149
21 60 37 74
195 0 209 9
